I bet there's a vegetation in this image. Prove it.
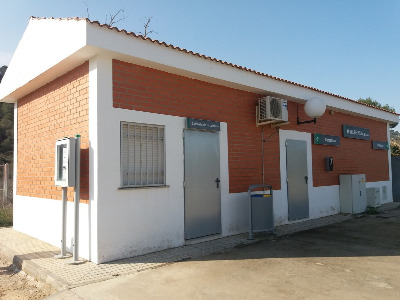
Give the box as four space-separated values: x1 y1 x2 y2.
358 97 395 112
0 102 14 164
391 130 400 156
84 4 158 38
0 65 7 81
391 142 400 156
0 205 12 227
0 66 13 164
364 206 379 215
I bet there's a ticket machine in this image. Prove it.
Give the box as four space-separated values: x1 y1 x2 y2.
55 138 76 187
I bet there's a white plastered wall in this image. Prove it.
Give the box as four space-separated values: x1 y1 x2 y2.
13 196 91 259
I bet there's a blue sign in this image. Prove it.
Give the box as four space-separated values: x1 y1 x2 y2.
314 134 340 146
343 125 370 140
187 118 220 131
372 141 389 150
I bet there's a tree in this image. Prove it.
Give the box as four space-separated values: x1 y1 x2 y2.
0 66 13 164
84 3 157 38
358 97 395 112
391 141 400 156
138 17 158 38
391 130 400 156
0 102 13 164
105 9 127 27
359 97 397 129
0 65 7 83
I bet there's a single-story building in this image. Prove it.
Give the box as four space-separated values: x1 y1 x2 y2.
0 17 398 263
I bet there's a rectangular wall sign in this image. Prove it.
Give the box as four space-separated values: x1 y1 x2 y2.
343 125 370 140
187 118 220 131
372 141 389 150
314 133 340 146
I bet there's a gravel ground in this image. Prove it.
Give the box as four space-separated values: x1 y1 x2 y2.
0 254 50 300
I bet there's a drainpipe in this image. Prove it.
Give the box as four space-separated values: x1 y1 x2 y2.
261 127 278 187
262 127 265 187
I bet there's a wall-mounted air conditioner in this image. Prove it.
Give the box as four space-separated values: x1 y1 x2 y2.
257 96 288 125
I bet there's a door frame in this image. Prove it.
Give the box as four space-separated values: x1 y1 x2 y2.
279 129 313 221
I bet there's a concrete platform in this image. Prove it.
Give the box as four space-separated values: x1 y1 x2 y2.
0 202 399 297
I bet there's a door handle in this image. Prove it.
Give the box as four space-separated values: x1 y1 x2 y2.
304 176 308 184
215 178 220 188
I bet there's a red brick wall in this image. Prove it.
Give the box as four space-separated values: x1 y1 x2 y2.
17 62 89 202
290 104 389 186
112 59 389 192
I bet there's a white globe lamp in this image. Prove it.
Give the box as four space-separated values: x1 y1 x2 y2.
298 97 326 125
305 97 326 118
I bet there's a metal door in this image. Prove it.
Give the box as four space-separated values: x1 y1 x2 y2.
286 139 309 220
184 130 221 239
392 156 400 202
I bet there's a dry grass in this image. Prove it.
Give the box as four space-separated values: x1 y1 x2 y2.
0 204 12 227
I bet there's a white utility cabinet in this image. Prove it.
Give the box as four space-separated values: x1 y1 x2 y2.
339 174 367 214
366 188 381 207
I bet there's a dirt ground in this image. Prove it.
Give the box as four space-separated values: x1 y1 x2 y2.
0 254 50 300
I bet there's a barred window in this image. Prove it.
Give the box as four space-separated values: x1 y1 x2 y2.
121 122 165 187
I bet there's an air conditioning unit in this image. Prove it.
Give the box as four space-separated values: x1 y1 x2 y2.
257 96 288 124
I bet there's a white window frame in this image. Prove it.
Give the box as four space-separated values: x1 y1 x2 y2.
120 122 165 187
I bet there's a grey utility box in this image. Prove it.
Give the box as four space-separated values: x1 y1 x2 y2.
366 187 381 207
248 184 274 239
339 174 367 214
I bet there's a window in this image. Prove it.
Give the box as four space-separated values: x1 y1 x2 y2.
121 122 165 187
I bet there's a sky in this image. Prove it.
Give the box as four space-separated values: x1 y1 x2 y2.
0 0 399 125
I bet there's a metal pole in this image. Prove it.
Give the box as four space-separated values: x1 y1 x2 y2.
73 135 81 263
248 189 253 240
61 187 67 256
3 163 8 203
55 187 68 258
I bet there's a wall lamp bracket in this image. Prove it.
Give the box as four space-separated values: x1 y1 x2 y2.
297 98 326 126
297 117 317 125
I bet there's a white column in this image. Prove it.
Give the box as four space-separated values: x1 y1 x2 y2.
88 54 113 263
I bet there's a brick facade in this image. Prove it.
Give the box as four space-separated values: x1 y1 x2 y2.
17 62 89 202
113 59 389 193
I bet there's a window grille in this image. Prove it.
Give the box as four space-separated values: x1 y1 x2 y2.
121 122 165 187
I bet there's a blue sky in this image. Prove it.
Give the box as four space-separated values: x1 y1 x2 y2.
1 0 399 123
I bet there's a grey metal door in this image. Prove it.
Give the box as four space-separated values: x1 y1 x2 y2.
184 130 221 239
392 156 400 202
286 139 309 220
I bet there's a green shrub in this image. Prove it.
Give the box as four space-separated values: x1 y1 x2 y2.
364 206 379 215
